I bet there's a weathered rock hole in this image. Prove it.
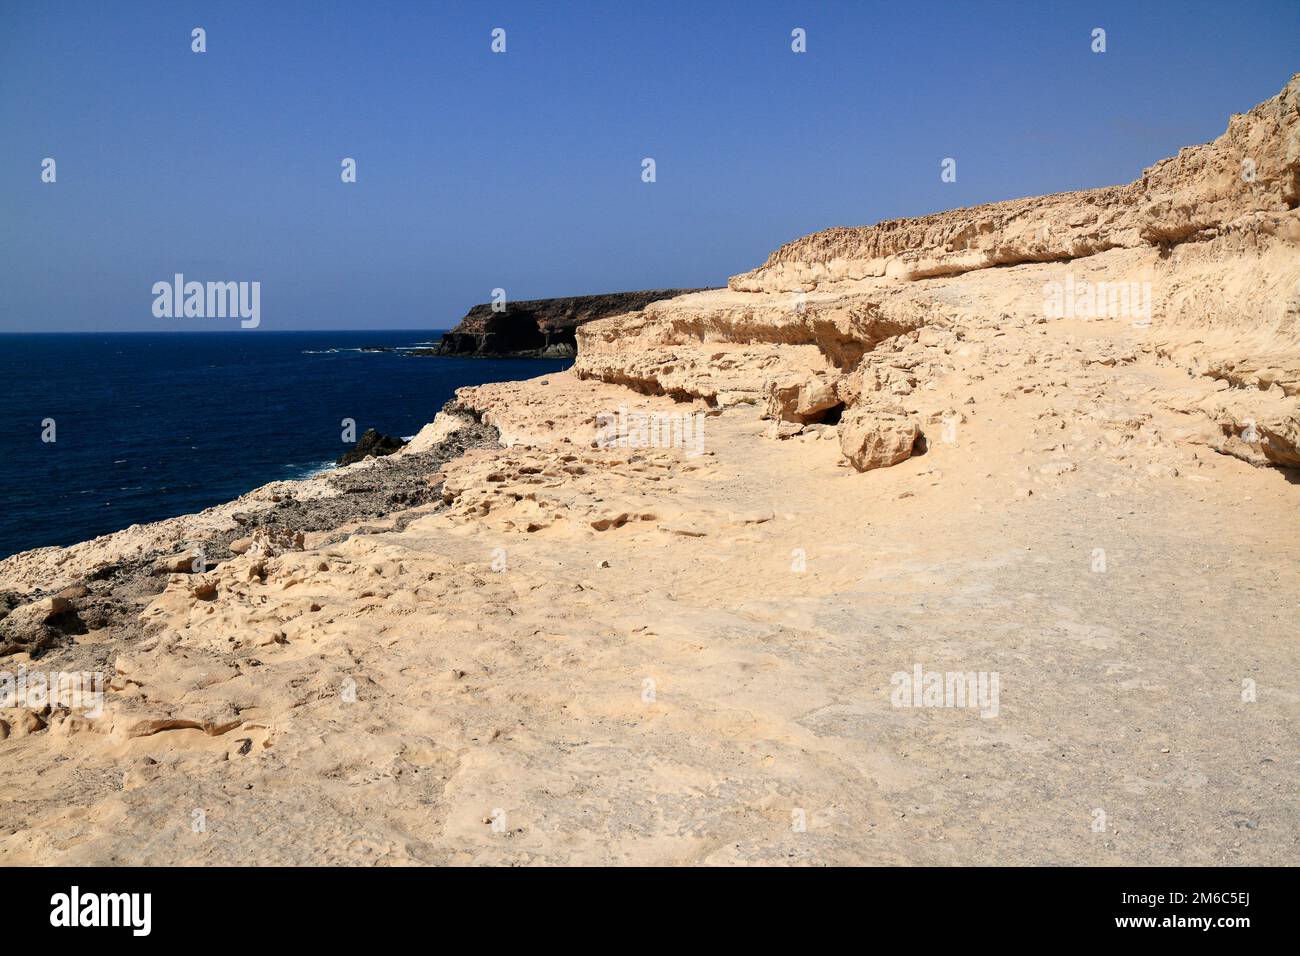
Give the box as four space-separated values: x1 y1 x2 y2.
819 402 845 426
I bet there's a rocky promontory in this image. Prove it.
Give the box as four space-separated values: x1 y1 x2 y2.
335 428 407 466
429 289 710 358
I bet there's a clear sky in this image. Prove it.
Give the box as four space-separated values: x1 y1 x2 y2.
1 0 1297 332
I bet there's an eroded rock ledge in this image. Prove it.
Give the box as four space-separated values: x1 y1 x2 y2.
732 75 1299 291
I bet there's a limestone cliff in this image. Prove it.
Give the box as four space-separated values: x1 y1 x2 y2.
577 75 1300 471
730 76 1299 291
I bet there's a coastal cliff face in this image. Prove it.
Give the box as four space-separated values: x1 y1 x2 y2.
730 76 1299 290
1 79 1298 866
432 290 708 358
576 75 1300 470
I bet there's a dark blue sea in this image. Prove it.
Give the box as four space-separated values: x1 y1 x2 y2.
0 332 571 559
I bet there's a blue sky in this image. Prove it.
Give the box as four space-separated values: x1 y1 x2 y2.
1 0 1297 331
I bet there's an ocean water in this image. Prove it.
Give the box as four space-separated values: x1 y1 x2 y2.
0 332 571 559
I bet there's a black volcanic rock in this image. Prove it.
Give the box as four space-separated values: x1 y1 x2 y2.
429 289 710 358
336 428 407 466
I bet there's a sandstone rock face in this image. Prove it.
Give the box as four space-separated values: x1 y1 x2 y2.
569 76 1300 474
432 290 710 358
836 410 919 471
731 76 1299 292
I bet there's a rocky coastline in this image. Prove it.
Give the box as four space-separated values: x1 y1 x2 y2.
0 404 497 663
0 77 1296 866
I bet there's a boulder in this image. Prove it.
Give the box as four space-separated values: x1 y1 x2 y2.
246 527 305 558
0 596 77 656
8 596 71 625
764 375 841 425
837 410 920 472
152 551 203 575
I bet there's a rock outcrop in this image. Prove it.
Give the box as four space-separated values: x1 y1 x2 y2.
836 409 919 471
431 289 711 358
336 428 407 466
576 75 1300 473
730 76 1299 291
